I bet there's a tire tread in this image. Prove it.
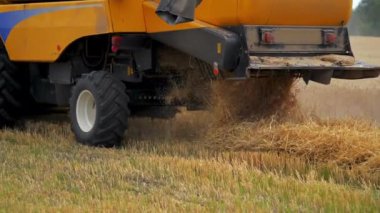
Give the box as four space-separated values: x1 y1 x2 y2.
70 71 129 147
0 53 24 127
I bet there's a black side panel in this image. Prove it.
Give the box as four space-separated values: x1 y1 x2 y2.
49 62 73 84
150 27 242 71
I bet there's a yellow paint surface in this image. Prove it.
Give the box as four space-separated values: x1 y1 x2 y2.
194 0 352 26
2 0 111 62
108 0 146 32
0 0 354 62
237 0 352 26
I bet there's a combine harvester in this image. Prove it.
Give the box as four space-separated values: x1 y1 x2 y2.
0 0 379 146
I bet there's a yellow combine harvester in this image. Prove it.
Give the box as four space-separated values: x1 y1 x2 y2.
0 0 379 146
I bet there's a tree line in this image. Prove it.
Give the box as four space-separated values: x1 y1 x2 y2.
349 0 380 36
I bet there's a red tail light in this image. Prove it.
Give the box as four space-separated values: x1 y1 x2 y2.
111 36 123 53
262 31 275 44
324 31 337 45
213 62 220 76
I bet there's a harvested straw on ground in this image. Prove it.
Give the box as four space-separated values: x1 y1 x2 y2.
205 119 380 184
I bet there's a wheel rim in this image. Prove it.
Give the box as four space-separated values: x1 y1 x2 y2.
76 90 96 132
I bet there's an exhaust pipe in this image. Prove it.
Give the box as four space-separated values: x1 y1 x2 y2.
156 0 202 25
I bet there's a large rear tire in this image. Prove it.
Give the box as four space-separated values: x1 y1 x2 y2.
70 71 130 147
0 54 25 127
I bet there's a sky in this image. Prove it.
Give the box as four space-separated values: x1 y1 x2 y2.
353 0 362 8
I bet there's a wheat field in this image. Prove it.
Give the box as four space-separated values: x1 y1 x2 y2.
298 37 380 121
0 37 380 211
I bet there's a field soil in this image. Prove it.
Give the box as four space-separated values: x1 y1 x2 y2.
0 36 380 211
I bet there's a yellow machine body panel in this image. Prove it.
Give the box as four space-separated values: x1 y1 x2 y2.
0 0 354 62
107 0 146 32
237 0 352 26
195 0 352 26
151 0 352 26
0 0 113 62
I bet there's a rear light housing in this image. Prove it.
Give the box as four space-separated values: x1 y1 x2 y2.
323 30 337 46
111 36 123 53
261 30 275 44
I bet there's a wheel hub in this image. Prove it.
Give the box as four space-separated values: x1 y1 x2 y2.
76 90 96 132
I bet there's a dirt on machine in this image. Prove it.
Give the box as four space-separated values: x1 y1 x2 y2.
0 0 379 147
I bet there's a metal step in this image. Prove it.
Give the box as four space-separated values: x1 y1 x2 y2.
246 55 380 84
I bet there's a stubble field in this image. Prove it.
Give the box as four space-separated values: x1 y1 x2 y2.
0 37 380 211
